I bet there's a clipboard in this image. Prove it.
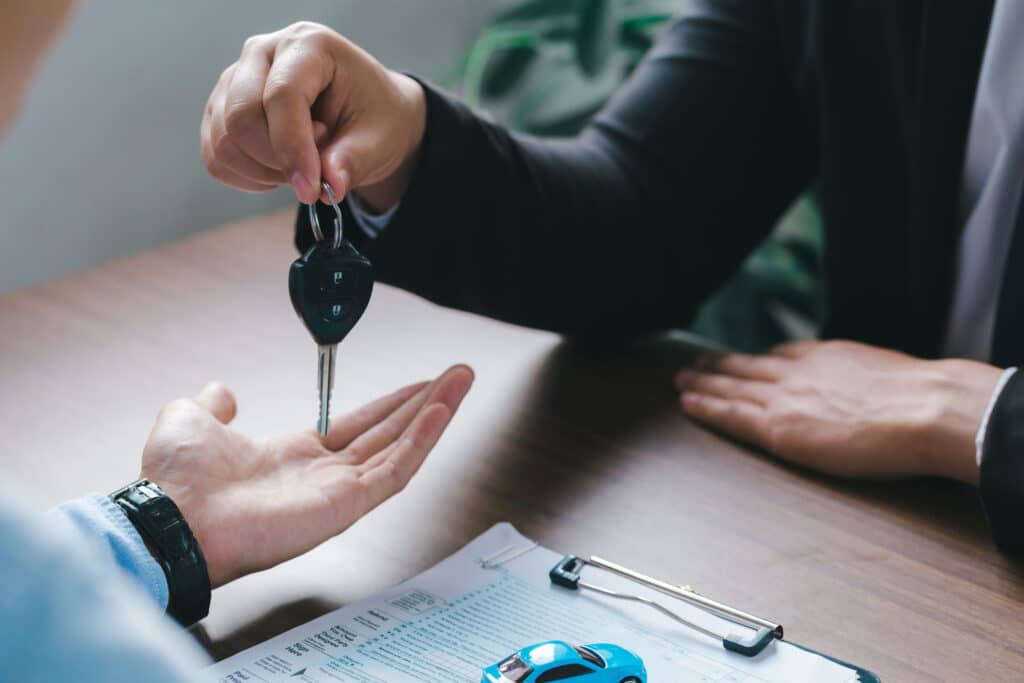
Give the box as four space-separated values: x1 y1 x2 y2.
209 524 881 683
482 541 882 681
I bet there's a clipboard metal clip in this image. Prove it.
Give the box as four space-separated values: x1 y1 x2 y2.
550 555 783 657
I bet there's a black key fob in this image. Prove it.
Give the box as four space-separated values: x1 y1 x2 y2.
288 240 374 346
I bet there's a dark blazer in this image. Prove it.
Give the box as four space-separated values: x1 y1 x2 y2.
298 0 1024 552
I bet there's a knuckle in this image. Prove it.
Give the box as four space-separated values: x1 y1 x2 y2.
166 397 194 414
283 21 328 40
276 22 338 59
241 34 267 54
261 79 293 110
210 65 235 93
223 101 264 139
211 132 236 162
158 398 197 424
217 64 236 86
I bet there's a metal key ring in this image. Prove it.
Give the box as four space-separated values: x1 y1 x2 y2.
307 181 344 250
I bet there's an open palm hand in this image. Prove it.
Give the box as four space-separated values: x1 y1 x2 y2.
140 366 473 587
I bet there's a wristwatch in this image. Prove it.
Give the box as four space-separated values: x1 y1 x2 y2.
110 479 211 626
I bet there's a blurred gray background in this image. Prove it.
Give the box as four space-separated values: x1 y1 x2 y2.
0 1 504 293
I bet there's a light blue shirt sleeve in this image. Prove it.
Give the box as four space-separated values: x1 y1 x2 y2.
348 194 399 238
49 493 169 609
0 490 210 682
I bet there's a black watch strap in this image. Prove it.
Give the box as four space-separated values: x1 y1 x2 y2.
111 479 211 626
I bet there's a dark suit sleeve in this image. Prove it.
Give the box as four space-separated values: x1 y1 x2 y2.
981 370 1024 555
298 0 814 339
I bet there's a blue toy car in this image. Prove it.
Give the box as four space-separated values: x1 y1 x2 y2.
481 640 646 683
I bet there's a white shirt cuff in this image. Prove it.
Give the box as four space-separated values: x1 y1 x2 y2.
348 193 399 239
976 367 1018 467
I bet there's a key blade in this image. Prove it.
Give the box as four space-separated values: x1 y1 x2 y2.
317 345 336 437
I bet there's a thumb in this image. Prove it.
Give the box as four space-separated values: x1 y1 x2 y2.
320 125 382 201
194 382 237 425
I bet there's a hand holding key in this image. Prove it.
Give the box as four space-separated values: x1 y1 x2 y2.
290 182 374 436
201 22 426 211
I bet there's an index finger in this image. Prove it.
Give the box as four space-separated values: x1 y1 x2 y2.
222 37 279 170
698 352 788 381
262 44 334 203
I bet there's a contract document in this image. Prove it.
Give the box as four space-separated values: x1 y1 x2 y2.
207 524 867 682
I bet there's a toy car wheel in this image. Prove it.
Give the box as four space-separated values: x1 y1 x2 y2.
620 678 641 683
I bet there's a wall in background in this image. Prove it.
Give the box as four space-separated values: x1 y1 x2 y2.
0 1 502 293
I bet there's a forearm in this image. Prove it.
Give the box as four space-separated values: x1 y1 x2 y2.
302 83 673 338
345 84 674 337
299 7 815 338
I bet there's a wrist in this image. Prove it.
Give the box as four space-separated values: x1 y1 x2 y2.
917 360 1003 485
110 480 212 625
351 71 425 213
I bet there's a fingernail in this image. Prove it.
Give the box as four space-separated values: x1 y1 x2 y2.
451 364 476 381
680 392 699 410
674 369 694 389
290 171 315 204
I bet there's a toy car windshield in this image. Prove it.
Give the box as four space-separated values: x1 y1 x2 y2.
497 653 534 681
573 646 606 668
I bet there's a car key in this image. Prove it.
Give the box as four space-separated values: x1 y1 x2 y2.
289 182 374 437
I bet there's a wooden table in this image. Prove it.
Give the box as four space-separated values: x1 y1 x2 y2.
2 210 1022 682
